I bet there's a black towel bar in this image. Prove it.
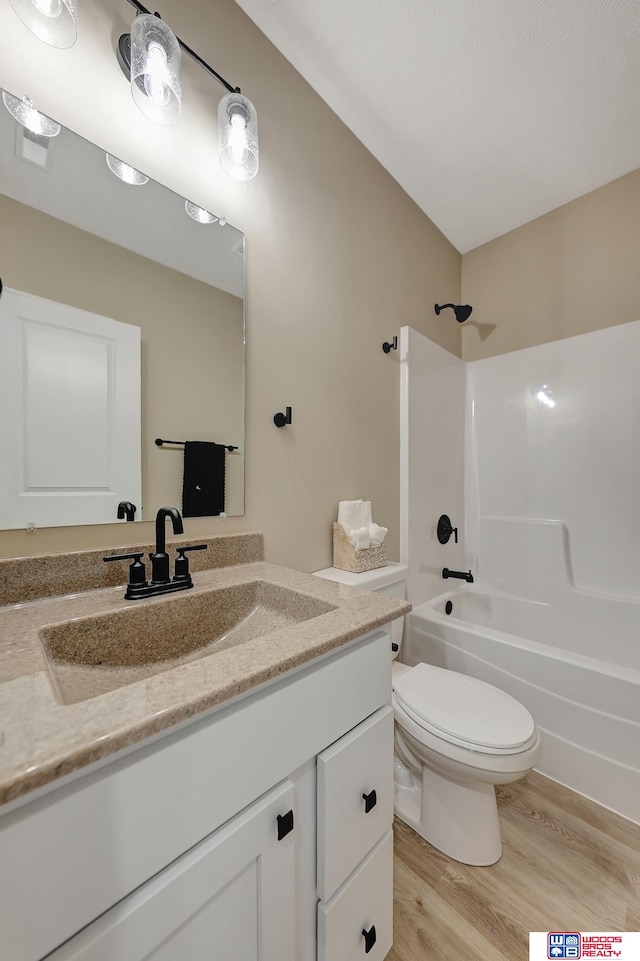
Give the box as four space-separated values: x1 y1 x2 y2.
155 438 238 452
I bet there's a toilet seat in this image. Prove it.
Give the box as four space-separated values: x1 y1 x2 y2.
393 663 536 756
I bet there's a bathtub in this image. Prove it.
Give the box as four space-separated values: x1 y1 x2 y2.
404 587 640 825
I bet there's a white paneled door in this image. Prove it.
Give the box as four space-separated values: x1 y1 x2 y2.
0 287 141 529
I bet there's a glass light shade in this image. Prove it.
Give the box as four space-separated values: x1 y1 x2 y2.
105 153 149 186
2 92 60 137
9 0 77 48
130 14 181 126
218 92 258 181
185 201 218 224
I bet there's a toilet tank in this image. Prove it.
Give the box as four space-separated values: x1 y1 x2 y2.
312 562 408 658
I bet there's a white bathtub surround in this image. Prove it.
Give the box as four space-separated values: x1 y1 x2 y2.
399 327 466 609
401 320 640 825
469 320 640 600
404 591 640 825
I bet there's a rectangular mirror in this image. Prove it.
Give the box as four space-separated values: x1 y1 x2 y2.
0 89 245 530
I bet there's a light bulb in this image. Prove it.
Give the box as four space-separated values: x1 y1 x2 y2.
130 14 181 125
228 113 249 165
143 42 170 106
218 92 259 181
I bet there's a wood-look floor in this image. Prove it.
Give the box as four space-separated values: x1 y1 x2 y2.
389 772 640 961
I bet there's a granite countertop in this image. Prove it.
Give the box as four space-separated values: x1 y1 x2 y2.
0 560 410 807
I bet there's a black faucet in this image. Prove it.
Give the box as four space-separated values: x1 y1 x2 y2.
104 506 208 599
151 507 184 584
442 568 474 583
117 500 137 522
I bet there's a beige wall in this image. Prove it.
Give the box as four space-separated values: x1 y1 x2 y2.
461 167 640 361
0 0 461 568
0 194 245 521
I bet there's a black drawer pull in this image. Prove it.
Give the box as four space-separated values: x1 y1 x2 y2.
277 809 294 840
362 789 377 814
362 925 377 953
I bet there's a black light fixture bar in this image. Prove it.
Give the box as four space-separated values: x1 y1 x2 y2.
123 0 240 93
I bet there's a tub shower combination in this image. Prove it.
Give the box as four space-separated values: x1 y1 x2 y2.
405 579 640 824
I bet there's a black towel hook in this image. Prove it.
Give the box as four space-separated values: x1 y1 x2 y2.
382 336 398 353
273 407 292 428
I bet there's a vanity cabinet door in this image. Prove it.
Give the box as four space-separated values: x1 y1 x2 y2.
49 780 296 961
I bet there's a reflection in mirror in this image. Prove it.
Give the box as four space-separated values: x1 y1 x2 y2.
0 89 245 531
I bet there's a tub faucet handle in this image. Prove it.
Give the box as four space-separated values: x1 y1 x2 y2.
437 514 458 544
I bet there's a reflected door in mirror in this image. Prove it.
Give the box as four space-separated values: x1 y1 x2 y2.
0 287 141 529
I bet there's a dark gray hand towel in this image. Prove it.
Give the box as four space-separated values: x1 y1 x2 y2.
182 441 226 517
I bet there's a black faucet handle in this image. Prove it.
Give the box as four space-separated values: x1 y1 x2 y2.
174 544 208 582
104 551 144 562
177 544 208 555
437 514 458 545
103 551 147 587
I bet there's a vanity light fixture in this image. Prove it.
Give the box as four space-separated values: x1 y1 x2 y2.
435 303 473 324
218 91 259 181
128 13 181 126
117 0 259 180
185 201 220 224
2 92 60 137
9 0 77 49
105 153 149 185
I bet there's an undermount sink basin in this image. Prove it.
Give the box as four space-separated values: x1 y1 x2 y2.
39 581 337 705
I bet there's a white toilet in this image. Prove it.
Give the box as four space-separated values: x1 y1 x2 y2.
313 563 541 866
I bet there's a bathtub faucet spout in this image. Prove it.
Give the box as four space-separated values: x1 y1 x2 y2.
442 568 474 583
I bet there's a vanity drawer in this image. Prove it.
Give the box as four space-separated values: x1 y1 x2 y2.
317 706 394 900
318 829 393 961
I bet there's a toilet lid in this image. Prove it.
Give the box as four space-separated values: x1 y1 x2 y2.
393 663 535 751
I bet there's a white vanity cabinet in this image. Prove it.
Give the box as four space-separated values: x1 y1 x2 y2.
48 779 297 961
0 630 394 961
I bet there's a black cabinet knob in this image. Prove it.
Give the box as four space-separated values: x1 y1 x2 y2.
362 789 377 814
277 809 294 840
362 925 377 954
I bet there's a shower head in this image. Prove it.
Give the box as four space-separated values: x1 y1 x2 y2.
434 303 473 324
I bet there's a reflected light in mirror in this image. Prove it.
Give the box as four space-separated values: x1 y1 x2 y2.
185 201 219 224
106 153 149 186
2 93 61 138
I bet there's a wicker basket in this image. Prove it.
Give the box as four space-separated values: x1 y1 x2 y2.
332 523 387 573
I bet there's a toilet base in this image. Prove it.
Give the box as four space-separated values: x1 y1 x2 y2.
394 762 502 866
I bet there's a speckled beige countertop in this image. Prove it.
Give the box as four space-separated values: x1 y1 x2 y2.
0 559 409 807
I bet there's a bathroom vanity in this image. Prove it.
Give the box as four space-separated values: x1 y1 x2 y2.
0 535 409 961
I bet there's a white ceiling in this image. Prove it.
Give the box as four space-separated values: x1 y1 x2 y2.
235 0 640 252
